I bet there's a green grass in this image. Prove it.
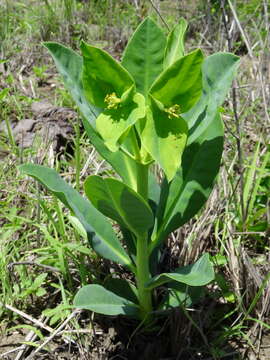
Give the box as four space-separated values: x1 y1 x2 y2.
0 0 269 358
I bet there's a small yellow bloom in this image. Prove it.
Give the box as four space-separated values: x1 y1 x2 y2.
104 92 121 109
165 104 181 119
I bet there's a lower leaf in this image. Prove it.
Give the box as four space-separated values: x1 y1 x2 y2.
104 278 139 304
146 253 214 290
160 283 204 310
19 164 132 268
74 284 140 317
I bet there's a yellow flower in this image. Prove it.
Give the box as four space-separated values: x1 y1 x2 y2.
104 92 121 110
165 104 181 119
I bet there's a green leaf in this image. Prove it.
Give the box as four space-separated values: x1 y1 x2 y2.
160 283 204 310
121 227 136 259
43 42 144 192
80 110 161 205
186 53 240 144
242 142 269 223
19 164 132 268
84 176 154 236
80 114 137 189
0 88 9 101
74 284 139 316
164 18 188 68
242 142 261 218
96 92 145 152
81 41 134 108
150 49 204 113
141 95 188 181
104 278 138 304
67 215 87 240
157 113 223 238
65 243 92 256
122 17 166 96
43 42 100 127
152 53 240 249
146 253 214 290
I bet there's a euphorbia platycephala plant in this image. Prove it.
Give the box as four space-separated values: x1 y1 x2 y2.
20 18 240 322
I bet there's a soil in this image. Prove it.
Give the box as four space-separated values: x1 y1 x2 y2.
0 309 245 360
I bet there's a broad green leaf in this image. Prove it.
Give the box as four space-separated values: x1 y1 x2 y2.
81 41 134 108
185 53 240 144
150 49 204 113
156 113 223 239
19 164 132 268
81 115 137 190
44 42 100 127
141 96 188 181
164 18 188 69
122 17 166 96
43 42 148 192
67 215 87 240
146 253 214 290
74 284 139 317
80 113 161 205
121 227 136 257
148 168 161 205
84 176 154 236
104 278 138 304
96 92 145 152
160 283 204 310
152 53 240 250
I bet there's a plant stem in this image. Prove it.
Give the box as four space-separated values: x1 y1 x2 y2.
136 162 148 199
136 232 152 320
130 126 152 319
135 163 152 320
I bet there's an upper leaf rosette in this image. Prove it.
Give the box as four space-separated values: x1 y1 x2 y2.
81 41 145 152
141 49 204 181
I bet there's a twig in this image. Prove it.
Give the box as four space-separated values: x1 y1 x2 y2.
178 304 213 359
233 231 266 235
221 0 246 225
15 328 38 360
80 147 96 177
29 79 36 98
227 0 253 58
0 346 25 358
25 309 80 360
1 302 54 333
258 57 270 124
147 0 170 31
1 302 77 348
58 328 100 335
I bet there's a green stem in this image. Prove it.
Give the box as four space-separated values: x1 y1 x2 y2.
129 126 152 320
136 232 152 320
135 163 152 320
136 162 148 199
